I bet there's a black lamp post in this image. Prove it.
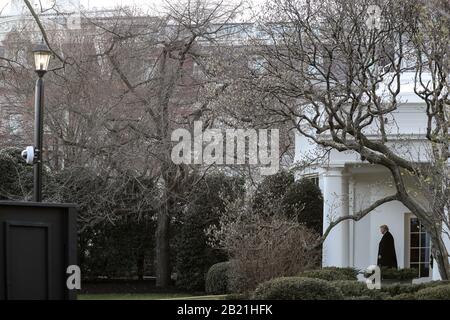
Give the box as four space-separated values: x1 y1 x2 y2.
32 41 51 202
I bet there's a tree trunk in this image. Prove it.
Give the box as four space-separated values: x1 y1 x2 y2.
430 231 450 280
393 169 450 280
155 205 171 287
136 252 145 281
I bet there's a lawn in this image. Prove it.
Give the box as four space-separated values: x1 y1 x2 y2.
78 293 227 300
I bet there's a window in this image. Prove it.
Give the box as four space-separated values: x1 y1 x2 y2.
409 217 431 278
304 174 319 186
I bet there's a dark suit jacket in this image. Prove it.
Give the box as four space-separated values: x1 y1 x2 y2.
377 231 398 268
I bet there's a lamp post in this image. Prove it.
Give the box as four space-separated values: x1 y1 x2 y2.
32 41 51 202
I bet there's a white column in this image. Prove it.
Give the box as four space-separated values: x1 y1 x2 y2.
348 176 355 267
322 167 350 267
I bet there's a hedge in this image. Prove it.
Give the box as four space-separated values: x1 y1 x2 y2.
331 280 389 300
300 268 358 281
381 268 417 280
391 293 417 300
382 281 450 297
175 174 244 291
205 262 232 295
416 285 450 300
331 280 368 297
323 267 359 280
253 277 344 300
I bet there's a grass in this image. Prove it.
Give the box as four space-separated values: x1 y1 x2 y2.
78 293 227 300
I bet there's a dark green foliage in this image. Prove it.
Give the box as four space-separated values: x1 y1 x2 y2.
252 170 293 211
323 267 359 280
346 295 373 300
381 268 418 280
80 218 155 279
381 283 420 296
252 171 323 233
205 261 231 294
381 281 449 296
253 277 344 300
332 280 389 300
0 147 33 200
175 174 244 292
51 167 157 280
300 268 357 281
416 285 450 300
391 293 417 300
282 178 323 233
331 280 369 297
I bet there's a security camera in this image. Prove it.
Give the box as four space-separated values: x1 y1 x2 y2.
21 146 36 165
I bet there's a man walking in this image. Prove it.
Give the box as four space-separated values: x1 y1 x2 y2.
377 224 398 269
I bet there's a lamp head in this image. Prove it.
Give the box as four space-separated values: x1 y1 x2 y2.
32 40 52 76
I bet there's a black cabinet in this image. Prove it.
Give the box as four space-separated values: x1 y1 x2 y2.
0 202 77 300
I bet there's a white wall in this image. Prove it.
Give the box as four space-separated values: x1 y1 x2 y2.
350 171 408 271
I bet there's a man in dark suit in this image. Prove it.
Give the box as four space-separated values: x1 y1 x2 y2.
377 224 398 269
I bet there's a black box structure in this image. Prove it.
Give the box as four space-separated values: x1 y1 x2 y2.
0 201 77 300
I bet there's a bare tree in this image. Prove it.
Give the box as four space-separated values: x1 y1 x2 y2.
13 0 244 287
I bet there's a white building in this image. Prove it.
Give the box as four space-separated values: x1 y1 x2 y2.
295 71 450 281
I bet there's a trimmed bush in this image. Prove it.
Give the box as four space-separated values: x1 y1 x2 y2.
416 285 450 300
205 262 231 294
382 281 449 297
392 293 417 300
300 268 357 281
380 268 417 280
253 277 344 300
331 280 370 297
381 283 420 296
332 280 389 300
323 267 359 280
346 295 373 300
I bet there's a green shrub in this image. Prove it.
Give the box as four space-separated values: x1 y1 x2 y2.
382 281 449 297
346 295 373 300
227 266 250 294
416 285 450 300
175 174 244 291
300 268 357 281
331 280 370 297
253 277 344 300
205 262 232 294
252 171 323 234
381 283 420 296
332 280 389 300
381 268 417 280
392 293 417 300
323 267 359 280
